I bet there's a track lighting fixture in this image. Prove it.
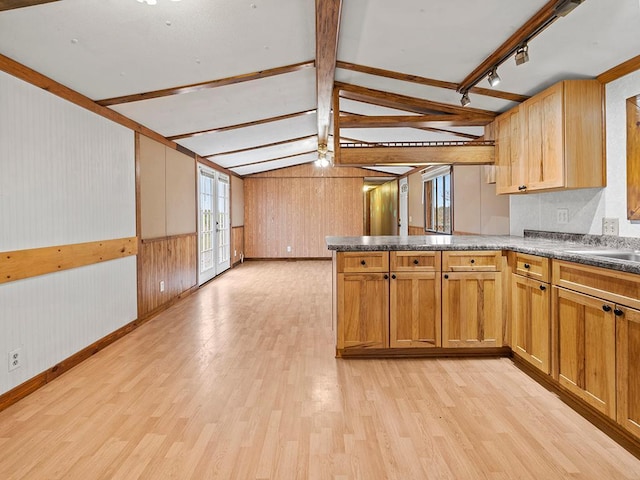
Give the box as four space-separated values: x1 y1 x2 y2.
460 91 471 107
555 0 584 17
487 68 501 87
515 44 529 66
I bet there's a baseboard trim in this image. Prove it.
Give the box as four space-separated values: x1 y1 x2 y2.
0 285 199 414
337 346 512 358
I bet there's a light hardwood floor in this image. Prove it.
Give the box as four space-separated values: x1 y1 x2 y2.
1 260 639 479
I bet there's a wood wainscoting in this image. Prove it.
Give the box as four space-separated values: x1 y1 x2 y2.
232 226 244 266
137 233 197 319
408 226 425 235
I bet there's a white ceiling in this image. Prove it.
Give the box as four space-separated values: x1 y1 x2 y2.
0 0 639 176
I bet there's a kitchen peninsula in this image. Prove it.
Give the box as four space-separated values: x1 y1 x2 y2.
327 230 640 453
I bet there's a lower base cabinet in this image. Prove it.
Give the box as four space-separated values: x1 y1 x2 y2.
554 287 616 419
617 305 640 437
442 272 502 348
512 275 550 374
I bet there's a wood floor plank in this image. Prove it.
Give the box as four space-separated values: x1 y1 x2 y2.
0 260 639 479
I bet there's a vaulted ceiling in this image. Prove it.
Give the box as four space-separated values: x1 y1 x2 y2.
0 0 639 176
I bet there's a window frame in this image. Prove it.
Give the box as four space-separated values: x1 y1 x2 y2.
423 166 453 234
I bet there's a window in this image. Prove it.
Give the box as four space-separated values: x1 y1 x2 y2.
423 166 453 234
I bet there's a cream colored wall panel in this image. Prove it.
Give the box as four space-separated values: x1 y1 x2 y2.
165 148 196 236
231 175 244 227
139 135 167 239
0 257 137 395
0 71 135 251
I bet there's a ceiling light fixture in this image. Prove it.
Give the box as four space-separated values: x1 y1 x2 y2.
487 68 501 87
514 44 529 66
460 91 471 107
316 144 330 167
555 0 584 17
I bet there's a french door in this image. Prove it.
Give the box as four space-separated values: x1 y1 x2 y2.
198 165 230 285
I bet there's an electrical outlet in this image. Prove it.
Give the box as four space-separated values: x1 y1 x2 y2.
286 246 292 253
234 249 237 257
159 280 165 292
556 208 569 225
8 348 21 372
602 217 619 236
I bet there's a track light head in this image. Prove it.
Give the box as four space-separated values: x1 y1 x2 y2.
515 44 529 66
460 91 471 107
487 68 501 87
555 0 584 17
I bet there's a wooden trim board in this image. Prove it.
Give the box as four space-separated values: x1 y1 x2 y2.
1 237 138 284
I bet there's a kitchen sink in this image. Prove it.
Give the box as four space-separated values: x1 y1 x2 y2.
567 249 640 263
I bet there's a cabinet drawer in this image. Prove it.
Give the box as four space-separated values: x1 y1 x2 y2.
442 251 502 272
512 252 550 282
390 251 441 272
553 260 640 310
337 251 389 273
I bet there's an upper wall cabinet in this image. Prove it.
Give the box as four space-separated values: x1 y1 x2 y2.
495 80 605 195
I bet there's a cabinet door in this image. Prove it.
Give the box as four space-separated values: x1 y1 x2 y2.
526 83 564 190
337 273 389 350
512 275 550 373
390 272 441 348
442 272 502 348
616 305 640 437
555 287 616 419
496 107 526 194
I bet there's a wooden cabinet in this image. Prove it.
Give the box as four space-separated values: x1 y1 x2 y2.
512 275 550 374
390 252 441 348
336 251 390 350
495 79 604 194
617 306 640 438
554 287 616 419
511 253 551 373
441 251 503 348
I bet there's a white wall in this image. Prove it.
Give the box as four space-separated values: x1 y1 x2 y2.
0 71 137 395
510 70 640 237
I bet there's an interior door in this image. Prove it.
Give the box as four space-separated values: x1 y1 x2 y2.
399 177 408 236
198 166 230 285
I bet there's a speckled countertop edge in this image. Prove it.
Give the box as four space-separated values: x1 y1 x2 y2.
326 230 640 275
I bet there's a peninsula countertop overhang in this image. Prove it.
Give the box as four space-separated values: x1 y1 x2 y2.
326 234 640 275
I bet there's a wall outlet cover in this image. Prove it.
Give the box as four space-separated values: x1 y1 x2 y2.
602 217 619 236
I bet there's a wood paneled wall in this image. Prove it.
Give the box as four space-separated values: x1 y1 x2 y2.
137 234 197 318
232 226 244 265
244 164 385 258
408 226 424 236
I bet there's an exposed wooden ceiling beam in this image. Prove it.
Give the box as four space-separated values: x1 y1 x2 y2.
316 0 342 147
337 61 529 103
597 55 640 84
95 60 315 106
458 0 568 93
340 110 480 140
340 114 492 129
167 109 316 141
0 0 59 11
228 150 316 169
336 82 496 118
337 145 494 166
206 135 316 159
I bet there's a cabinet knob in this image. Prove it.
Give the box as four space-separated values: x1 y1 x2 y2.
614 308 624 317
391 274 396 280
360 260 366 266
602 305 612 312
413 259 419 265
518 185 527 191
524 263 530 269
383 274 389 280
444 274 449 279
470 259 475 264
539 285 546 291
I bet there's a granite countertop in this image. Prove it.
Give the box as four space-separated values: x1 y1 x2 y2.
326 230 640 275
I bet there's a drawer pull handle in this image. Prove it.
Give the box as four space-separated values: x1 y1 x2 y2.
539 285 546 291
360 260 366 266
614 308 624 317
383 274 389 280
444 274 449 279
413 259 419 265
391 274 396 280
524 263 530 269
518 185 527 191
602 305 612 312
470 259 475 264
